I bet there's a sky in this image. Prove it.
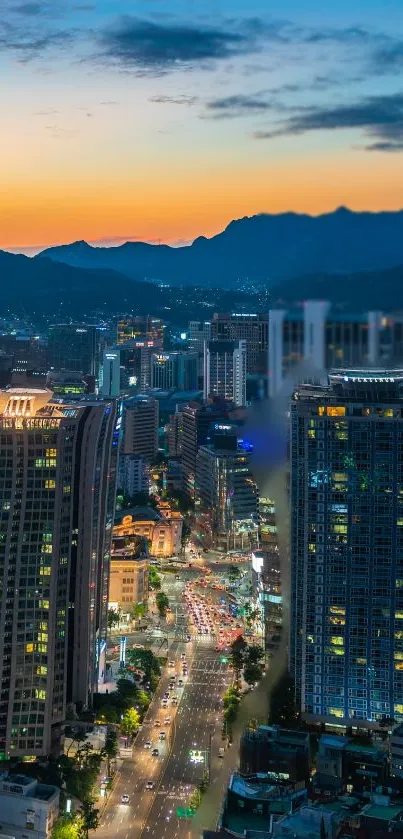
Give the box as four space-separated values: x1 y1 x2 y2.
1 0 403 253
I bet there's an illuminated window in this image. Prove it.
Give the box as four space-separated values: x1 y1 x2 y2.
308 544 316 553
40 622 48 631
35 458 45 468
330 606 345 615
37 633 48 643
395 704 403 715
37 643 48 653
395 663 403 671
41 545 52 554
329 708 344 718
332 473 348 482
318 406 325 416
330 636 344 646
37 665 47 675
25 643 34 653
45 480 56 489
326 647 344 656
46 448 57 457
332 525 348 534
336 432 348 440
397 581 403 589
395 652 403 661
398 521 403 527
330 617 345 626
63 485 71 494
327 406 346 417
307 634 314 643
356 657 366 665
42 532 52 543
40 566 51 576
39 600 49 610
395 632 403 639
307 430 316 439
396 612 403 620
35 689 46 700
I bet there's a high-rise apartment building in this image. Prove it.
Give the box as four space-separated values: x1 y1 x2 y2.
210 312 268 375
122 396 159 461
117 316 164 347
0 388 119 758
204 339 247 407
290 369 403 726
151 351 198 391
47 324 103 382
188 321 211 355
268 303 403 397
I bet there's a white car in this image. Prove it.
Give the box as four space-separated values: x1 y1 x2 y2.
121 794 129 804
144 741 152 749
146 780 155 790
164 717 171 725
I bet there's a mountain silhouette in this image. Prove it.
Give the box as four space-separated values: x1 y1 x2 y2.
38 207 403 289
0 249 265 323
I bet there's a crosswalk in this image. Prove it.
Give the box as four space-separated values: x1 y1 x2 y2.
190 658 228 675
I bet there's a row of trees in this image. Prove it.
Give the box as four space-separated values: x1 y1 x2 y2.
230 636 265 685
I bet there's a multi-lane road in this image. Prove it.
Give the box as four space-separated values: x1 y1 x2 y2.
97 573 234 839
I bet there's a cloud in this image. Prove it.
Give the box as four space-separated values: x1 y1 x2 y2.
45 124 79 139
373 41 403 74
205 92 278 118
14 3 44 14
96 16 262 75
253 92 403 152
0 26 74 61
149 94 198 105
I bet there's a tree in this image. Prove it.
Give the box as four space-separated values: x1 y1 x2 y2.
228 565 241 580
127 648 161 681
52 815 82 839
131 602 146 620
230 636 248 681
107 609 121 631
246 645 265 665
103 730 118 775
121 707 140 736
156 591 169 617
137 690 151 712
65 727 87 756
149 566 161 590
79 800 99 839
243 663 263 685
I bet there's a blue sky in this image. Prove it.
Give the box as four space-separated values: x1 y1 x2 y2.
1 0 403 250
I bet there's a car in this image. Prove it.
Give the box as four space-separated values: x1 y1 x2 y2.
163 691 170 699
121 794 130 803
164 716 171 725
144 741 152 749
186 634 191 641
171 697 178 706
152 748 159 757
178 679 184 687
154 720 161 727
159 731 166 740
181 653 186 660
162 699 168 708
169 660 175 667
146 780 155 790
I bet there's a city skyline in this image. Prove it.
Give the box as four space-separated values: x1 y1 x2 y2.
2 0 403 252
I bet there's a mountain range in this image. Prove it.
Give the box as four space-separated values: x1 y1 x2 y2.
39 207 403 290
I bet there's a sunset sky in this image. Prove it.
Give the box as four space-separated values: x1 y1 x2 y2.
1 0 403 252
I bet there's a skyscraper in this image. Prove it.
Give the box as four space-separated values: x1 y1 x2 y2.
210 312 268 375
181 401 233 498
151 351 198 391
102 348 121 398
290 369 403 726
204 339 247 407
47 324 103 382
117 316 164 347
122 396 159 461
0 388 119 758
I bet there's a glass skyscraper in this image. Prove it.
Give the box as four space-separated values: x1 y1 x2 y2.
290 370 403 726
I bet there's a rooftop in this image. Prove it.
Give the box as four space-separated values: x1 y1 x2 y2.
362 803 403 821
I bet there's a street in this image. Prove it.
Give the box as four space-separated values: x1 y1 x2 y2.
97 573 234 839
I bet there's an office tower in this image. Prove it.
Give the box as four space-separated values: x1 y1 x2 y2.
0 335 46 376
122 396 159 461
151 351 198 391
268 302 389 397
117 316 164 347
210 312 269 375
118 454 150 497
102 348 121 398
47 324 103 382
196 428 258 548
0 388 119 758
188 321 211 355
168 409 184 458
290 369 403 726
181 402 233 498
204 339 247 407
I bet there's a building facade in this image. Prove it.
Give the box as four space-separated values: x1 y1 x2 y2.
0 388 119 758
113 506 183 558
290 370 403 726
210 312 268 375
204 339 247 407
151 351 198 392
47 324 102 379
122 397 159 461
109 538 149 613
0 773 60 839
117 316 164 347
118 453 150 497
181 401 233 498
101 348 121 398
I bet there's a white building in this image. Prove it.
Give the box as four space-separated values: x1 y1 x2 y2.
118 453 150 497
203 339 247 407
0 774 60 839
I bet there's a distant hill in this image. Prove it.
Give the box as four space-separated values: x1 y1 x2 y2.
270 264 403 312
38 207 403 289
0 249 266 323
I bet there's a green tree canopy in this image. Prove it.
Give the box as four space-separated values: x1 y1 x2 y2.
121 707 140 736
156 591 169 617
107 609 121 631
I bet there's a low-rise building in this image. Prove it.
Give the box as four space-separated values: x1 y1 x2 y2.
314 734 389 796
113 505 183 558
109 536 149 613
240 726 311 784
0 773 60 839
220 772 307 837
